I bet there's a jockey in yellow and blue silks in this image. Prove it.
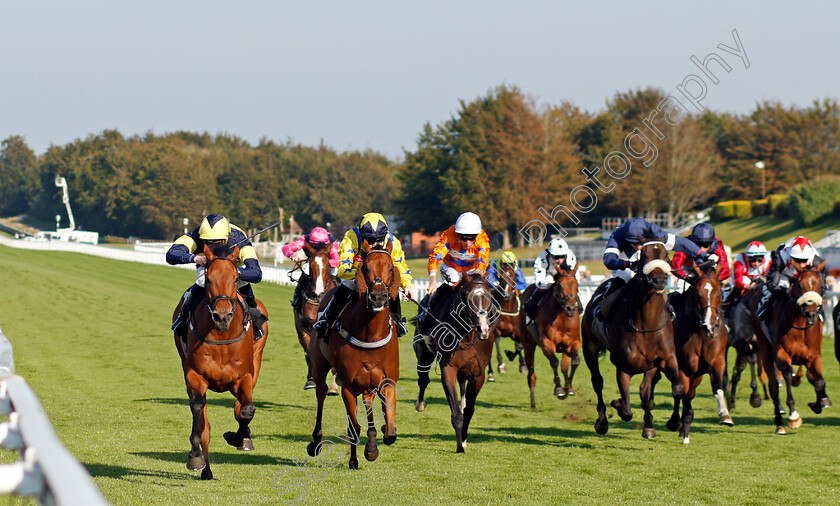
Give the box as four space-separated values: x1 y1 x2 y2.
488 251 527 292
313 212 413 337
167 213 266 338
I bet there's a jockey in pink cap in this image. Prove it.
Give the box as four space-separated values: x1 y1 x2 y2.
282 227 340 311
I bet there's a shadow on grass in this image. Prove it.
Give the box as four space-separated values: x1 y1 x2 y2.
130 451 295 467
86 462 192 481
399 396 522 410
135 397 306 411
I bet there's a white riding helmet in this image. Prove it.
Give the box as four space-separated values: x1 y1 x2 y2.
745 241 767 257
548 237 569 256
787 236 815 263
454 212 482 235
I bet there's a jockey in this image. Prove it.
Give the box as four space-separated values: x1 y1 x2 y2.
524 237 578 324
487 251 528 293
593 217 709 323
167 213 266 338
313 213 413 337
731 241 771 295
281 227 339 312
671 223 731 283
757 236 827 325
420 212 490 325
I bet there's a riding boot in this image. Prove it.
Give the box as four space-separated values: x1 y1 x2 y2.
666 301 676 321
524 289 547 324
314 283 353 341
419 284 452 331
390 297 406 337
291 275 308 312
756 285 774 324
240 285 267 339
594 278 626 323
171 284 202 334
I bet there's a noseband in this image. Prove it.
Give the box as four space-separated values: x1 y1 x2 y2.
692 275 722 336
360 250 395 310
205 256 241 312
552 272 579 316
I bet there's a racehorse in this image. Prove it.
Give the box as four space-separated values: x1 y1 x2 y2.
581 239 683 439
306 246 401 469
489 261 525 378
173 243 268 480
413 274 497 453
725 286 769 409
753 262 830 434
292 244 339 392
520 263 581 409
662 260 733 444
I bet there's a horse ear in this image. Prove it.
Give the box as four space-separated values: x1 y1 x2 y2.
572 264 579 275
693 265 703 279
817 260 825 272
228 245 240 262
203 244 215 260
304 242 315 256
386 240 393 254
355 265 368 295
390 263 401 300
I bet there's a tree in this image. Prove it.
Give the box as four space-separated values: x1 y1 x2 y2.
0 136 39 216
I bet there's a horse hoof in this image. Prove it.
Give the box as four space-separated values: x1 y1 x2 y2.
719 415 734 427
642 427 656 439
788 415 803 429
187 455 206 472
554 386 567 399
456 445 465 454
414 399 427 412
594 418 609 435
238 438 254 451
304 380 316 390
822 397 832 409
666 418 681 432
808 401 822 414
565 388 575 397
611 400 632 422
223 431 243 448
201 467 213 480
349 459 359 470
327 387 338 396
505 350 517 361
498 363 507 374
383 429 397 446
306 441 322 457
364 446 379 462
682 436 690 445
749 393 762 408
488 372 495 382
791 375 802 387
519 365 528 374
775 425 787 435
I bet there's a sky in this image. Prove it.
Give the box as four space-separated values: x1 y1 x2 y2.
2 1 838 159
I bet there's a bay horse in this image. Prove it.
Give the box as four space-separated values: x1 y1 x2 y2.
413 273 497 453
306 245 401 469
753 263 830 434
662 260 733 444
520 263 581 409
173 243 268 480
581 239 683 439
292 244 339 392
489 262 525 377
725 286 769 409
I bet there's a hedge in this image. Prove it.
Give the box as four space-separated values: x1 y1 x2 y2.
768 194 788 216
711 201 735 221
732 200 752 219
788 175 840 226
751 199 769 216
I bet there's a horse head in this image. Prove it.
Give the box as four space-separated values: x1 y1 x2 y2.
791 261 824 327
203 243 241 332
690 259 722 339
496 263 517 301
355 243 399 312
305 245 332 300
553 264 579 317
461 273 495 339
638 237 671 294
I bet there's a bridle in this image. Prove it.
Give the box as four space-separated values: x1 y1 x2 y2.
457 276 495 343
690 274 723 337
626 240 670 333
205 256 241 313
789 269 822 330
303 251 335 306
552 271 579 317
360 249 395 310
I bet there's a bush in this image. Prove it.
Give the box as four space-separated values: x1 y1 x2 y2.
711 201 735 221
768 194 788 216
788 175 840 226
751 199 769 216
732 200 752 219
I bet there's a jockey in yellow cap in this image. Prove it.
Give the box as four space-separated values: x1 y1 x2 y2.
314 212 413 337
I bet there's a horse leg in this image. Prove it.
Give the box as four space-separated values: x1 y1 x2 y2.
362 392 379 462
224 376 256 451
756 336 786 433
806 356 831 414
583 337 608 434
639 370 656 439
661 354 685 434
522 336 537 409
413 334 433 412
543 343 566 399
711 362 734 426
186 374 212 479
679 377 701 444
306 343 331 457
379 382 398 445
563 351 580 397
611 370 633 422
777 355 801 428
341 388 362 469
792 364 804 387
441 367 465 453
461 375 486 448
728 353 746 409
495 334 506 373
661 370 681 432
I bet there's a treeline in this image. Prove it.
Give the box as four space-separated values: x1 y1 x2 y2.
1 85 839 241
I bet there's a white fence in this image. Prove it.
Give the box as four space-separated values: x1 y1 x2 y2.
0 326 109 505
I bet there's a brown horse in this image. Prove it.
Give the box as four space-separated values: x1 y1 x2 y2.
489 262 524 376
725 286 770 409
662 260 733 444
413 274 498 453
582 239 683 439
173 243 268 480
292 245 339 391
753 263 830 434
520 263 581 409
306 246 401 469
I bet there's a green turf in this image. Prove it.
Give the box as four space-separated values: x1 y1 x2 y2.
1 244 840 505
712 215 839 253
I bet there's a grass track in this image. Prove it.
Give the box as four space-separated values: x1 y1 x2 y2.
1 245 840 504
